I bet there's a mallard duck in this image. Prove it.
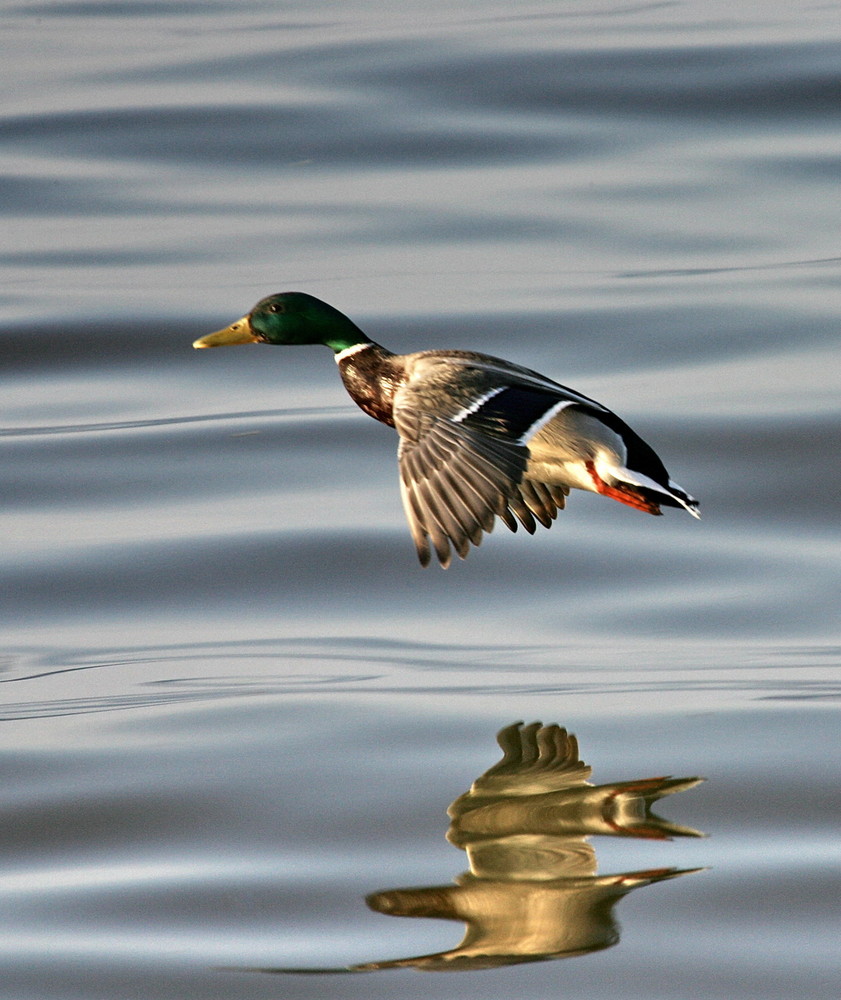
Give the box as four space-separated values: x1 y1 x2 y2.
193 291 699 567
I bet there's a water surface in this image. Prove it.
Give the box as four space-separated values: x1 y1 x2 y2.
2 2 840 998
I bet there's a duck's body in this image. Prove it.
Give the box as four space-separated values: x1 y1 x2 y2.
194 291 699 567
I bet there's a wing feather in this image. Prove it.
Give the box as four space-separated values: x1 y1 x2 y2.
416 477 467 564
506 491 537 534
437 468 492 544
549 484 569 508
518 479 556 528
393 357 576 566
396 411 527 566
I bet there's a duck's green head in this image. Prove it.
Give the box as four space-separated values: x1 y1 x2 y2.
192 291 368 353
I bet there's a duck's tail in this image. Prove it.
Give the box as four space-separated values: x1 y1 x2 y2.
586 461 700 519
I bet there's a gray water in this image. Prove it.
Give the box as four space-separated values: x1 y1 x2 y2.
2 2 840 997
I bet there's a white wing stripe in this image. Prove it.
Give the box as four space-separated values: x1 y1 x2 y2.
519 399 577 443
451 385 506 423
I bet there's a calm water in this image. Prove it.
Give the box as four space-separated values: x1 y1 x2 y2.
3 1 841 997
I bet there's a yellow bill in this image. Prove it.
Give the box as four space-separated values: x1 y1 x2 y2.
192 316 259 349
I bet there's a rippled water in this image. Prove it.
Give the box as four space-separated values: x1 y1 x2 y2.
3 2 841 998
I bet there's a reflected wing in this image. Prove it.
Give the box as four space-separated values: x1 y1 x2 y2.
469 722 593 795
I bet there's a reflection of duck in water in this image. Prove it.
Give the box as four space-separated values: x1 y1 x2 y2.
351 722 705 971
254 721 705 975
448 720 704 851
194 292 699 567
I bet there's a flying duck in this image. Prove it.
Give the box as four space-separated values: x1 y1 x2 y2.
193 292 699 567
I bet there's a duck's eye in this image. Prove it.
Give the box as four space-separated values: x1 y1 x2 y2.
268 302 285 314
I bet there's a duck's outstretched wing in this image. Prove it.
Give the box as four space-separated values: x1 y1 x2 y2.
395 409 520 568
393 354 572 567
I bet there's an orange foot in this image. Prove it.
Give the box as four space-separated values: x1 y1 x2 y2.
586 461 662 515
